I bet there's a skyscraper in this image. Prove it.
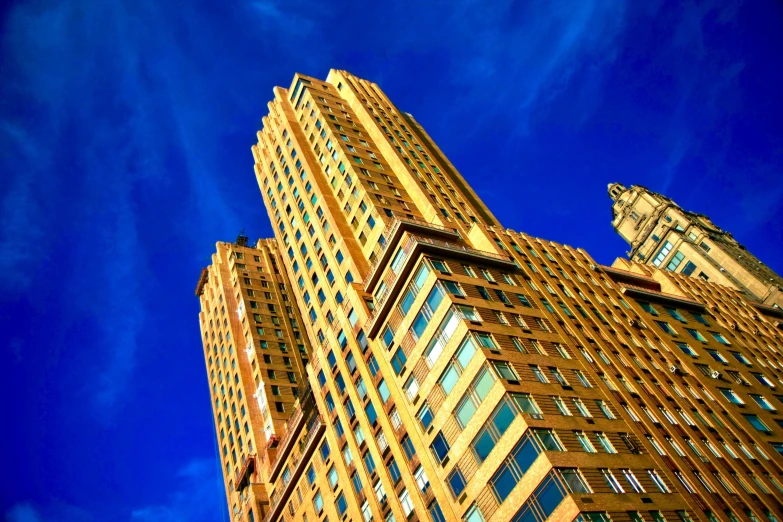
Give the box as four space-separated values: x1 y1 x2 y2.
198 71 783 522
196 236 313 517
609 183 783 308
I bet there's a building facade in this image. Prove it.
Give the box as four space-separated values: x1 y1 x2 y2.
196 236 314 519
608 183 783 308
197 71 783 522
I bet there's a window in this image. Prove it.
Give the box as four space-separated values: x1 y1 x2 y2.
391 348 407 374
655 321 677 335
454 367 496 428
429 502 447 522
686 328 707 342
743 414 772 434
512 393 543 419
418 404 434 430
720 388 744 404
531 365 548 383
639 302 658 315
576 431 597 452
682 261 697 276
666 250 685 271
388 458 402 483
431 432 450 464
665 308 686 322
731 352 751 365
430 259 449 273
448 467 467 497
456 304 480 321
752 395 776 411
463 505 485 522
751 373 775 388
401 436 417 460
475 332 497 349
602 469 625 492
327 466 338 488
552 397 572 416
652 242 673 267
492 361 518 381
676 342 697 356
575 370 591 387
711 332 730 345
623 469 645 492
471 398 519 462
597 400 615 419
596 433 617 453
399 488 414 516
443 280 466 297
414 465 430 492
320 441 330 461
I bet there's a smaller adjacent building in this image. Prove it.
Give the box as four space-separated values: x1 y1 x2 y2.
608 183 783 308
195 235 313 520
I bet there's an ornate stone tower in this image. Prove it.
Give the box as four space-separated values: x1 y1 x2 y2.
609 183 783 307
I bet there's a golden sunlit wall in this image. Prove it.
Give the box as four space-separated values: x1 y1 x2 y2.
197 70 783 522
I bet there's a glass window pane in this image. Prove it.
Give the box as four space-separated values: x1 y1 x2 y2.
400 289 415 315
440 365 459 394
492 401 517 435
491 462 518 501
474 369 495 400
472 428 495 462
536 476 565 518
457 337 477 368
457 398 478 428
512 437 540 475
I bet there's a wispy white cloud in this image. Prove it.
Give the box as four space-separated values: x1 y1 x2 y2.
0 120 50 292
652 0 746 195
130 457 226 522
4 459 223 522
4 501 93 522
1 0 326 413
382 0 629 139
6 504 43 522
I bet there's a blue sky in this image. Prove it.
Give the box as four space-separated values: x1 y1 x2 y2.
2 0 782 520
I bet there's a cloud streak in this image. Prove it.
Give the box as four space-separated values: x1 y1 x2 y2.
1 0 316 412
130 457 226 522
392 0 629 139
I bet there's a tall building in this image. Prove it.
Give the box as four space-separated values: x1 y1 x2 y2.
196 236 313 518
608 183 783 308
198 70 783 522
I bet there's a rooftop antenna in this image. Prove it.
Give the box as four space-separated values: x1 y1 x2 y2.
236 228 249 247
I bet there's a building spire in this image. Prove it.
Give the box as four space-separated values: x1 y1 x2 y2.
608 182 626 201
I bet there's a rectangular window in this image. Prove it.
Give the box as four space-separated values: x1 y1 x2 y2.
601 469 625 493
744 414 772 434
430 431 450 464
575 431 597 452
652 241 673 267
666 250 685 271
655 321 677 335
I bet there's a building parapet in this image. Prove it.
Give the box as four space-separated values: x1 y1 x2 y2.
195 268 209 296
618 283 706 311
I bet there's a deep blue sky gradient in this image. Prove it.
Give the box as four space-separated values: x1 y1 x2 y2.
2 1 782 520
